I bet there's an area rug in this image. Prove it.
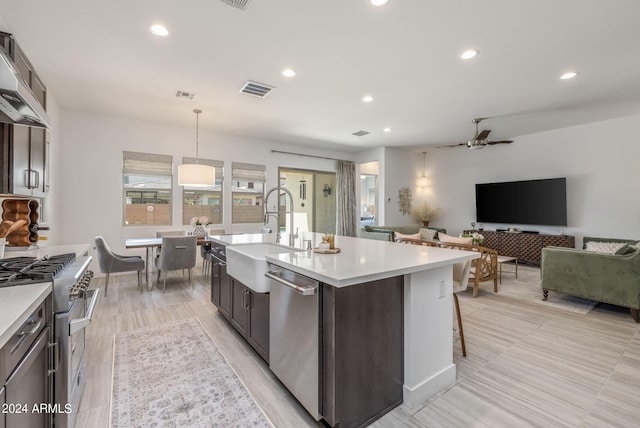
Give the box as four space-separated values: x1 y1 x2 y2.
110 318 273 427
490 264 599 314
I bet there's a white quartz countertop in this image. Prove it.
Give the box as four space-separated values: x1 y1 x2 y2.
0 282 51 349
5 243 90 258
211 232 478 287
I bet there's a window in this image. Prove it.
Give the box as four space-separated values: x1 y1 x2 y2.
182 157 224 225
231 162 265 223
123 151 172 225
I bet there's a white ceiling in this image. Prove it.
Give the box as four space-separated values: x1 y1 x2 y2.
1 0 639 153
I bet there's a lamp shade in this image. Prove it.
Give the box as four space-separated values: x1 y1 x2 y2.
417 176 429 188
178 164 215 187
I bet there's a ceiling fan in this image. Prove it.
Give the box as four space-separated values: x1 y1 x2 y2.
442 118 514 149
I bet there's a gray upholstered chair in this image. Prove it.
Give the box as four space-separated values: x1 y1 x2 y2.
452 260 472 357
93 236 145 297
155 235 197 290
200 242 212 279
155 230 186 257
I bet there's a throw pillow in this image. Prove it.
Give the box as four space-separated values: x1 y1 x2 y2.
615 244 637 255
585 241 626 254
419 228 437 241
438 232 473 245
395 231 421 241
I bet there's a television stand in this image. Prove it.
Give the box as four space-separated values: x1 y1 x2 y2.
479 231 574 265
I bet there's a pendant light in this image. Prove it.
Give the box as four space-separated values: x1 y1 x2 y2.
417 152 428 188
178 109 215 187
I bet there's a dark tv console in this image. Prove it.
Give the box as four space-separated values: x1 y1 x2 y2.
480 231 574 265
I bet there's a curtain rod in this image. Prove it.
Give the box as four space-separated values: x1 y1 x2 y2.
271 149 349 162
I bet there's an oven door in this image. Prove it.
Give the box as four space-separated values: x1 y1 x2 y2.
54 288 99 428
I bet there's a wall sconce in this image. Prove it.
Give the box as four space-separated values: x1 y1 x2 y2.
322 184 331 197
417 151 429 188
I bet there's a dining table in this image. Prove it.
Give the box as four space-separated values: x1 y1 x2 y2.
125 236 211 289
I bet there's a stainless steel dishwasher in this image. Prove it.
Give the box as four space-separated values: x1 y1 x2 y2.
265 263 321 421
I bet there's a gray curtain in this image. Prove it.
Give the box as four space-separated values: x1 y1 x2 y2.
336 160 357 237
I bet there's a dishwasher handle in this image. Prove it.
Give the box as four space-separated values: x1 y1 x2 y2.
265 271 317 296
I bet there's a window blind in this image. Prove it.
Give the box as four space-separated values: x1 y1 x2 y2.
123 151 173 175
182 157 224 180
231 162 266 182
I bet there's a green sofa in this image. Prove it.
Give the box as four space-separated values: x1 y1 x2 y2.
541 236 640 322
358 224 446 242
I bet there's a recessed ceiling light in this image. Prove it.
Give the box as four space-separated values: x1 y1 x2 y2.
383 127 391 132
150 24 169 37
282 68 296 78
560 71 578 80
370 0 388 6
362 95 374 103
460 49 479 60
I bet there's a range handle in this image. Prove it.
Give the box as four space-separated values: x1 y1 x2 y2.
69 288 100 335
265 271 317 296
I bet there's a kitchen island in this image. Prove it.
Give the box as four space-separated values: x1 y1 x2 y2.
210 233 478 425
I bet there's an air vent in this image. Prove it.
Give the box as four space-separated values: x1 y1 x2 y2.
352 130 370 137
220 0 251 10
175 90 196 100
240 81 275 98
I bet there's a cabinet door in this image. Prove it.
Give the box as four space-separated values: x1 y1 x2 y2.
247 291 269 362
11 125 31 196
5 326 50 428
211 258 220 306
30 73 46 111
29 126 46 197
218 262 232 319
12 46 31 87
230 280 248 336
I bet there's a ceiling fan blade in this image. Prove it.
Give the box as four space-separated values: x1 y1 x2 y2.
476 130 491 140
437 142 467 148
486 140 513 145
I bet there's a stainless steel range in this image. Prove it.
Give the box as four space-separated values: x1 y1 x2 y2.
0 253 98 428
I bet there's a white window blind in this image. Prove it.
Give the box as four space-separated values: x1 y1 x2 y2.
232 162 266 182
123 151 172 175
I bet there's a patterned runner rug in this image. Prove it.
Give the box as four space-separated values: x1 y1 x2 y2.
110 318 273 427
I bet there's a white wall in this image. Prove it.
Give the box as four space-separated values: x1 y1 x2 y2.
54 110 353 259
425 113 640 245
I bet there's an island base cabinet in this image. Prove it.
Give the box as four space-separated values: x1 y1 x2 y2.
322 276 404 428
211 255 232 318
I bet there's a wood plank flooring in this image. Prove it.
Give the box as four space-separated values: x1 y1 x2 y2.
76 264 640 427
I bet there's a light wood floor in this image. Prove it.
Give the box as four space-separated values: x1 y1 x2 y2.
76 264 640 427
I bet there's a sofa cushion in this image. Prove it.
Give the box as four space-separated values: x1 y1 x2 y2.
395 231 421 241
585 241 627 254
438 232 473 245
419 228 437 241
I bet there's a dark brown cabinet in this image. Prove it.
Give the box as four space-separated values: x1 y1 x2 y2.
1 295 52 428
210 244 269 361
479 231 575 264
0 31 49 198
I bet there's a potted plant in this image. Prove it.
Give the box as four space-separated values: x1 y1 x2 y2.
412 201 438 227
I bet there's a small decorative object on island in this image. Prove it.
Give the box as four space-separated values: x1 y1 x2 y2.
190 216 209 237
461 231 484 245
412 201 438 227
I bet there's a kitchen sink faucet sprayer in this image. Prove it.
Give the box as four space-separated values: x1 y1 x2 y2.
264 186 298 246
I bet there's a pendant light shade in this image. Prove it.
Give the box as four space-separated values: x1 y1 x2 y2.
178 109 215 187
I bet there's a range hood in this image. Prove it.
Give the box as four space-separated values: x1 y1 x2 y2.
0 48 50 129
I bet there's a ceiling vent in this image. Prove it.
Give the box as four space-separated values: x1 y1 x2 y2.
175 90 196 100
220 0 251 11
352 130 370 137
240 81 275 98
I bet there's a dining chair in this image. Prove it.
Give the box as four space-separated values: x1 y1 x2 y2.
452 259 472 357
155 235 197 291
93 236 145 297
155 230 186 257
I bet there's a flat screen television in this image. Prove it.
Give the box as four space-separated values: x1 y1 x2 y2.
475 177 567 226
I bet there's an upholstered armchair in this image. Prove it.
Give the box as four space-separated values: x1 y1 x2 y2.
155 235 197 290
